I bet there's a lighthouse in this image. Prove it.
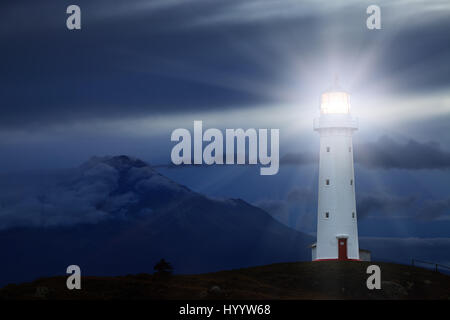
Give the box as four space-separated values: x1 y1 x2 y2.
311 81 363 261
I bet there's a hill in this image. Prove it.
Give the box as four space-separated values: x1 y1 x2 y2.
1 261 449 300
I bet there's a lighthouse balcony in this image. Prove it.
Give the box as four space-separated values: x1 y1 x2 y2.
313 115 358 131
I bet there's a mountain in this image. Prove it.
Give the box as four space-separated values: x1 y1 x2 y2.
0 156 313 287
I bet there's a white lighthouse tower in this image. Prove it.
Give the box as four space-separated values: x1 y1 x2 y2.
311 81 361 261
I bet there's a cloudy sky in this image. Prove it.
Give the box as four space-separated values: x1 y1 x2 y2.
1 0 450 257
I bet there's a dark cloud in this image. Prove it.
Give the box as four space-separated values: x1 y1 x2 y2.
282 136 450 170
280 153 318 166
357 193 450 221
0 155 188 229
286 187 314 203
355 136 450 170
417 198 450 221
0 1 449 128
257 185 449 223
356 193 416 219
256 187 314 213
258 188 418 223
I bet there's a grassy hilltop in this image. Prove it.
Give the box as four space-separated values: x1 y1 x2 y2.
1 261 449 300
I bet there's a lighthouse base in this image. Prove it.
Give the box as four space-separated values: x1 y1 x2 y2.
310 243 371 262
313 258 360 262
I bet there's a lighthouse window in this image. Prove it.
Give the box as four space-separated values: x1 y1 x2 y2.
350 179 353 185
326 147 330 152
352 212 355 219
326 179 330 185
325 212 329 219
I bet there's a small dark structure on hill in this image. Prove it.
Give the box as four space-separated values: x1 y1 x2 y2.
154 259 173 276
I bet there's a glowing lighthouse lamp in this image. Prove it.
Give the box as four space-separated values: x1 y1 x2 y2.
311 83 369 261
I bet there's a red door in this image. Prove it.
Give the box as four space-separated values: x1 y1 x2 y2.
338 238 348 260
